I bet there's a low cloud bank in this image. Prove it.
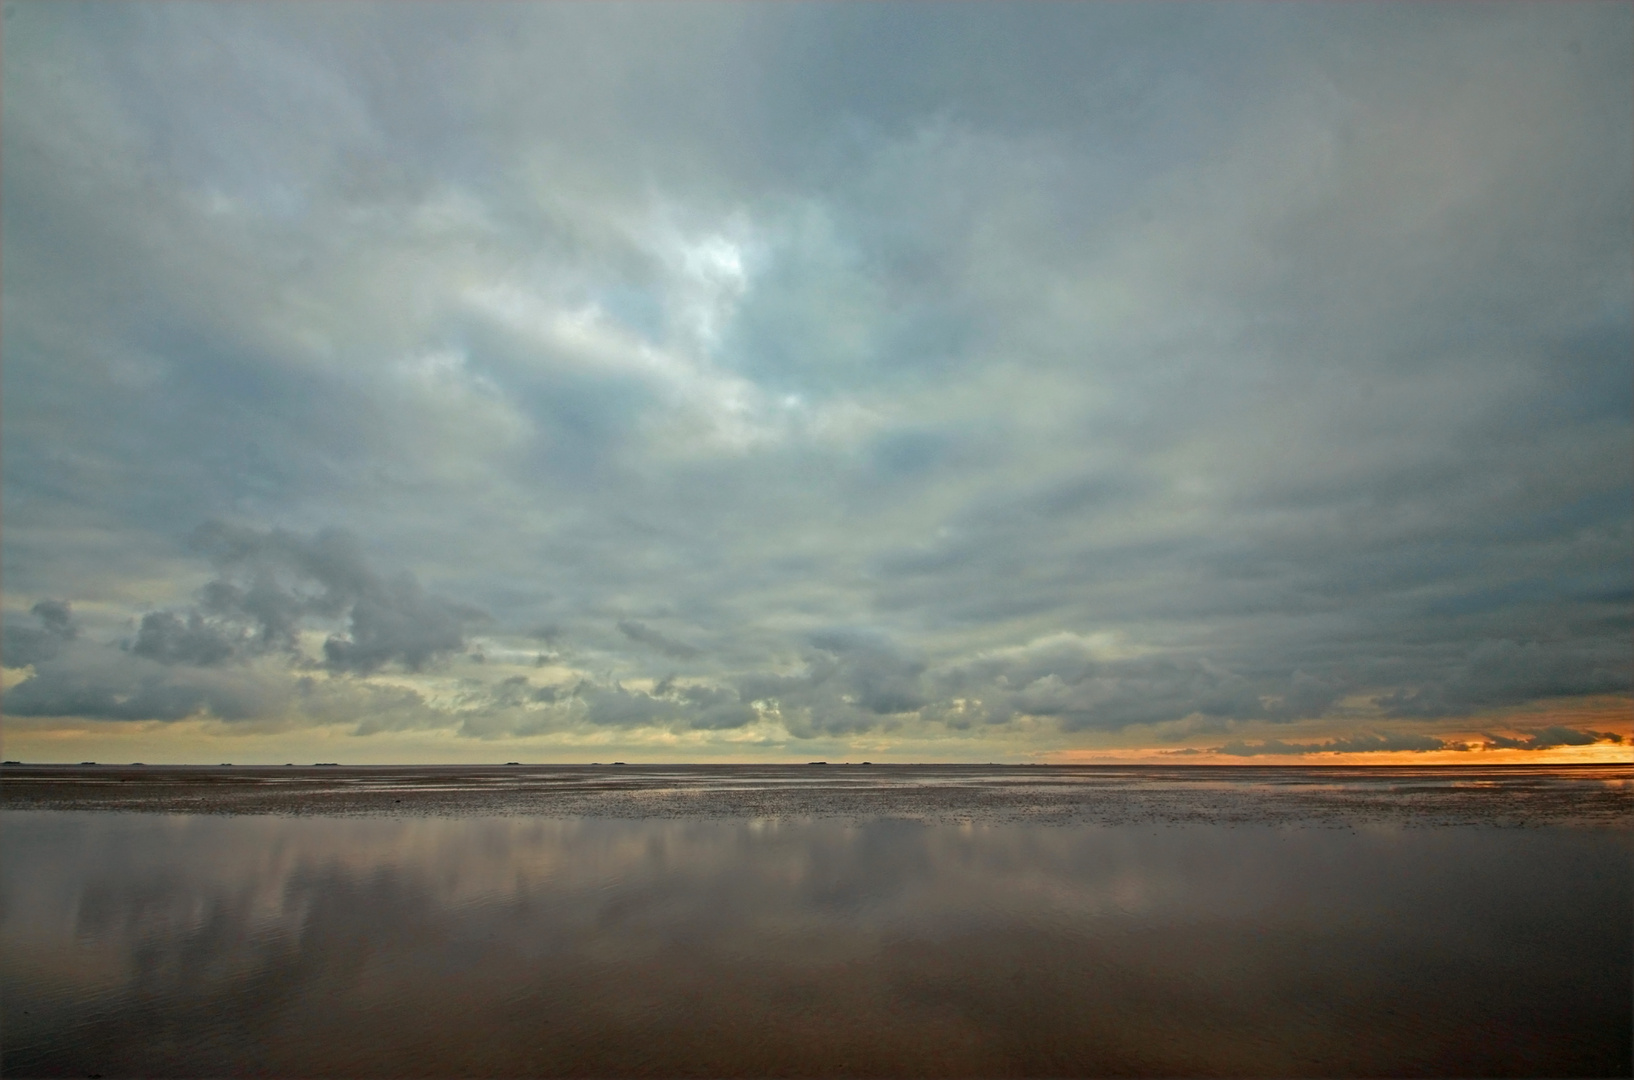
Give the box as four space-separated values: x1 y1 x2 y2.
1214 734 1457 757
1481 726 1625 751
1192 727 1625 756
2 525 486 722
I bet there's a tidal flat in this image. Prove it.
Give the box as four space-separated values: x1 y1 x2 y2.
3 765 1630 1077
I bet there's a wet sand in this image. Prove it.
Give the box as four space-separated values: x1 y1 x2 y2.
4 766 1630 1077
3 762 1630 826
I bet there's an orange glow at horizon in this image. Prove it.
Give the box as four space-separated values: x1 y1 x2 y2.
1045 697 1634 766
1045 742 1633 766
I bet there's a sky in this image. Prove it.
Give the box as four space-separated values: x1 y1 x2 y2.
2 2 1630 765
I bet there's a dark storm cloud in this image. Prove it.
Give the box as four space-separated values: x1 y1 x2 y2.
2 3 1628 750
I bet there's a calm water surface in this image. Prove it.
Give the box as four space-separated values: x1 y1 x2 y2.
3 768 1630 1077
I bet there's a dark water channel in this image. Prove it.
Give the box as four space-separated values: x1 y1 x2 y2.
2 769 1629 1077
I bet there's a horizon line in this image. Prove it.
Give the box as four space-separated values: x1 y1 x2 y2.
4 760 1626 769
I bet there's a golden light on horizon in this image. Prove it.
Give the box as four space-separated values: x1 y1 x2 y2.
1047 741 1632 767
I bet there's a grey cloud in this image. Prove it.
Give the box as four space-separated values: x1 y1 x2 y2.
131 611 241 667
1014 658 1261 731
477 672 758 733
5 633 460 727
321 571 482 674
2 5 1628 750
806 630 927 715
1374 639 1631 718
2 645 290 722
188 522 486 673
617 620 701 660
669 682 758 730
1214 734 1455 757
739 631 928 735
932 638 1342 732
63 524 487 678
1281 671 1344 719
191 523 384 648
487 673 556 707
581 680 753 731
335 681 450 736
32 599 76 638
2 599 79 668
1482 726 1625 751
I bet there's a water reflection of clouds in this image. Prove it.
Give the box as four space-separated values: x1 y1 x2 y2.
4 812 1629 1076
2 813 1618 956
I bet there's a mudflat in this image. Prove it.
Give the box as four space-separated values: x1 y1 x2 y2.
3 762 1629 825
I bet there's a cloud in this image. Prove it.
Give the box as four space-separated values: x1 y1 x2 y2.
1373 640 1631 718
3 629 464 731
738 630 929 735
1481 726 1625 751
2 524 491 725
182 522 486 674
929 636 1343 732
1205 726 1628 756
617 620 701 660
131 611 242 666
1214 734 1457 757
31 599 76 639
2 600 80 668
320 572 484 674
2 645 293 722
1 5 1628 755
578 680 755 732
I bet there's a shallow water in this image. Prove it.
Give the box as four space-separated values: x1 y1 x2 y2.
3 769 1630 1077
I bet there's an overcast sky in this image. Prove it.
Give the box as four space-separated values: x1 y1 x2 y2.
3 2 1629 763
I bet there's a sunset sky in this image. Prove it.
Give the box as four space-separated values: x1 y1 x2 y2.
3 2 1629 764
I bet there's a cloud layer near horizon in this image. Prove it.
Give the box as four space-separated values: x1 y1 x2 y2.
3 3 1630 760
